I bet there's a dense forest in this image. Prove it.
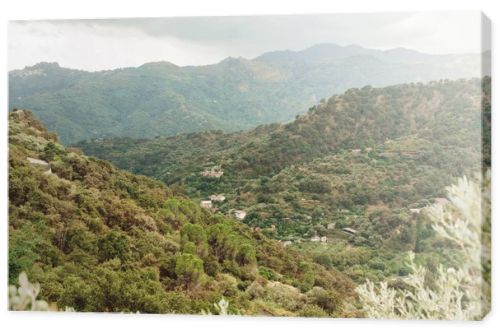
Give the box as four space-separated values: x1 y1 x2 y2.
79 78 486 180
9 110 359 315
9 44 481 144
8 75 490 318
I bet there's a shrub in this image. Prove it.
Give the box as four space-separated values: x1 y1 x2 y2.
98 230 130 262
298 304 328 317
265 281 305 311
356 175 489 320
306 287 342 314
9 272 49 311
175 253 205 288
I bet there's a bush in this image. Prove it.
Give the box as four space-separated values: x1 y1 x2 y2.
356 175 489 320
98 230 130 262
175 253 205 288
306 287 342 314
265 281 305 311
298 304 328 317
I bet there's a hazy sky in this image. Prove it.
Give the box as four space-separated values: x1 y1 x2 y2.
8 11 487 71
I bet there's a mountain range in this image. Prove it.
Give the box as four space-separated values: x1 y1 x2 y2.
9 43 482 144
8 44 491 315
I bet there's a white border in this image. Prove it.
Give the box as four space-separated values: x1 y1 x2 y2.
1 1 498 333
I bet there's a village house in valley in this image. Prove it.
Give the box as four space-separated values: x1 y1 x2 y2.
201 166 224 178
200 200 213 209
210 194 226 202
233 210 247 220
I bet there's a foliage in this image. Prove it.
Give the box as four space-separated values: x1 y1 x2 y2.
76 77 490 298
356 175 490 319
10 46 480 144
8 110 353 315
201 298 232 315
9 272 49 311
9 74 489 318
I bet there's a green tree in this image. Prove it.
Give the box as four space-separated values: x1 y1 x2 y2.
175 253 205 288
98 230 130 262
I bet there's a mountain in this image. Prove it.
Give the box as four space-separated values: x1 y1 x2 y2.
79 78 487 183
256 43 475 65
77 78 490 285
9 44 482 144
8 109 356 315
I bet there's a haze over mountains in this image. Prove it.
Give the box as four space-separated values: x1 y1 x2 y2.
9 43 482 144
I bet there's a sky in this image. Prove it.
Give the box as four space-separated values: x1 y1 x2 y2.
8 11 488 71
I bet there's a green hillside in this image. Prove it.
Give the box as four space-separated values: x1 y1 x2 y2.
9 110 356 316
77 78 489 284
79 78 487 184
9 44 481 144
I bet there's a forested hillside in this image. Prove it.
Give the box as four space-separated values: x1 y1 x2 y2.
9 44 481 144
78 78 489 285
80 78 487 184
9 110 357 316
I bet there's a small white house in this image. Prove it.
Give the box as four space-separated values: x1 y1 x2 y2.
201 166 224 178
327 223 336 230
410 208 422 214
210 194 226 202
200 200 213 209
233 210 247 220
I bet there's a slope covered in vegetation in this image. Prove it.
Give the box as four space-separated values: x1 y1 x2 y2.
78 78 489 285
10 44 480 144
79 78 487 187
8 110 356 316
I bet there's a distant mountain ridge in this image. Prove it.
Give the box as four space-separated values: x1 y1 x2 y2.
255 43 474 64
9 43 483 144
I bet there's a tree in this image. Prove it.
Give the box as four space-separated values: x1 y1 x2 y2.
180 223 208 257
42 142 64 161
175 253 205 288
235 243 256 266
98 230 130 262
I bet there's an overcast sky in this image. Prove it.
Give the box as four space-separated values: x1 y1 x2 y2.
8 11 487 71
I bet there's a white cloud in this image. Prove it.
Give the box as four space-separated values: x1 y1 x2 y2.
8 12 486 71
9 21 232 70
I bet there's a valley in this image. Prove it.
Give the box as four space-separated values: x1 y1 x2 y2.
8 45 491 317
77 77 490 285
